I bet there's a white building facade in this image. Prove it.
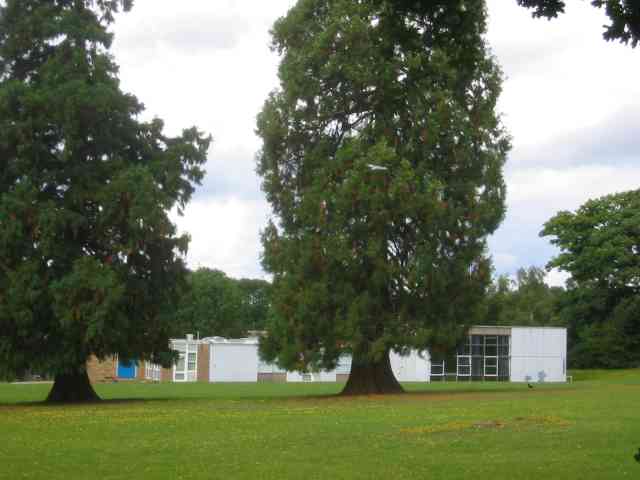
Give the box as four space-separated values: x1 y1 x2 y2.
168 326 567 384
429 326 567 383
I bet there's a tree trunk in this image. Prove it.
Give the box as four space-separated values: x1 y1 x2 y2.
45 369 101 403
340 350 404 395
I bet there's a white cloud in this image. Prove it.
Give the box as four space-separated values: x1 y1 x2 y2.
545 268 570 288
507 164 640 220
492 252 518 272
487 0 640 150
489 164 640 279
171 198 271 279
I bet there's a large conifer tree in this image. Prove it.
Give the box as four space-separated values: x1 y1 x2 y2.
257 0 509 394
0 0 210 402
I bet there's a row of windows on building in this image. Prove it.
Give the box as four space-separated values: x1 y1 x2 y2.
430 335 511 381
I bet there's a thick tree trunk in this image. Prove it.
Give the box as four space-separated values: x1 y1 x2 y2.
340 350 404 395
45 369 101 403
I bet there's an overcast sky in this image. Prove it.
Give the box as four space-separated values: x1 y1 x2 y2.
110 0 639 285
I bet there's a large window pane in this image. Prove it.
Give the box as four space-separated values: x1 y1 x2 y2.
485 336 498 357
498 357 510 378
176 355 185 371
472 356 483 377
456 336 469 355
457 356 471 376
187 352 196 371
485 356 497 376
498 335 510 356
471 336 483 356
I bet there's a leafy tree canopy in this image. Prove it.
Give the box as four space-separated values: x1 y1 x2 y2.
257 0 509 394
236 277 272 333
481 266 564 327
173 269 271 339
541 189 640 368
0 0 210 401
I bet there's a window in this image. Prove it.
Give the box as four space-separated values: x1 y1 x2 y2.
457 356 471 376
498 335 510 380
187 351 197 381
454 333 511 381
176 356 185 371
471 335 484 356
484 357 498 376
498 335 509 356
457 337 471 356
472 356 483 377
173 341 198 382
430 360 445 381
485 336 498 357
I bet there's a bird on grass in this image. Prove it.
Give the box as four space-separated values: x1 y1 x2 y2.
634 448 640 463
527 383 534 389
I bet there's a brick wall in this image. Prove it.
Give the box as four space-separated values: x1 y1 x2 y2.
86 355 117 383
258 372 287 383
161 367 173 382
137 362 146 381
197 343 210 382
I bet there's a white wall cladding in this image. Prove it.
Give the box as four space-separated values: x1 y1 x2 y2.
258 359 286 374
390 350 431 382
209 341 259 382
510 327 567 383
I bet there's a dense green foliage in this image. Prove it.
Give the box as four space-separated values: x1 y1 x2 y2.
173 269 244 339
541 190 640 368
257 0 509 391
481 266 564 327
1 371 640 479
0 1 210 393
173 268 271 338
236 277 272 332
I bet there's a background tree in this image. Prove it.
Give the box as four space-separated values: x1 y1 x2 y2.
481 266 564 326
541 189 640 368
0 0 210 402
257 0 509 394
236 278 272 332
173 269 272 338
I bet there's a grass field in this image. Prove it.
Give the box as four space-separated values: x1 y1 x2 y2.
1 370 639 479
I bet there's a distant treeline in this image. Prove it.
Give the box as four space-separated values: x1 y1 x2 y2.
174 264 639 369
480 266 640 369
172 268 271 339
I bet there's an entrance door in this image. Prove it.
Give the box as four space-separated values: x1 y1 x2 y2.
117 359 136 379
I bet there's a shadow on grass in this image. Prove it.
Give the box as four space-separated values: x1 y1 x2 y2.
0 379 582 408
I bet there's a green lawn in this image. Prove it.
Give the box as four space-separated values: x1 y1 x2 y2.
1 371 639 479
